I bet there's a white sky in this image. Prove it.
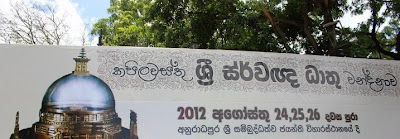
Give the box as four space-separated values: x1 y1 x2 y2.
340 11 371 29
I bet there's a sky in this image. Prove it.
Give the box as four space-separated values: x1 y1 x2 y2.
0 0 110 46
0 0 378 46
70 0 109 24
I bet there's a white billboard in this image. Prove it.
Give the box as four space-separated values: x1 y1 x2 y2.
0 44 399 138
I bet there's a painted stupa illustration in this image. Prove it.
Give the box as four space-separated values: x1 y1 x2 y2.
10 48 138 139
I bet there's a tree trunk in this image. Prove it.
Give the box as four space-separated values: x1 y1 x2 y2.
322 8 337 55
302 0 321 55
263 8 292 53
370 0 400 60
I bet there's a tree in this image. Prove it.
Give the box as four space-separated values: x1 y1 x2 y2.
93 0 399 60
147 0 192 48
91 0 153 46
0 1 69 45
92 0 283 51
144 0 284 51
349 0 400 59
262 0 400 59
263 0 350 55
81 23 93 46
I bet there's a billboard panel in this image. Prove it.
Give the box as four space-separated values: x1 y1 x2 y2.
0 44 399 138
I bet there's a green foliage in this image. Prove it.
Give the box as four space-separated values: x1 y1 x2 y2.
146 0 281 51
348 0 400 59
91 0 152 46
91 0 400 60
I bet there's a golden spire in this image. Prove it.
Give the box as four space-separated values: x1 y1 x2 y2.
13 112 19 139
73 48 90 75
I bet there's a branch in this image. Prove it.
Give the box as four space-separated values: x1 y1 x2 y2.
263 8 292 53
369 32 400 59
1 1 70 45
301 0 321 54
11 1 38 44
369 0 400 60
275 18 300 27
